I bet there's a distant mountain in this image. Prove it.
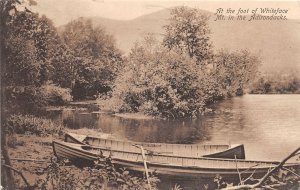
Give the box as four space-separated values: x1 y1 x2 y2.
63 9 300 72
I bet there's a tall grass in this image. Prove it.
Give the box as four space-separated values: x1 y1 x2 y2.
6 115 64 136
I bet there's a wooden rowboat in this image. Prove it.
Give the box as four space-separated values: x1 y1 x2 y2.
52 140 300 179
65 132 245 159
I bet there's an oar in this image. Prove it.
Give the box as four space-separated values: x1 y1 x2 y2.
140 146 152 190
133 145 152 190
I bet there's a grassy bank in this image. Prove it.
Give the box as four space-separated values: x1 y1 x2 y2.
2 115 159 189
6 134 159 189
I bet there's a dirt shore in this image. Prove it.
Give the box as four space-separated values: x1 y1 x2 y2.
5 129 114 188
7 134 60 188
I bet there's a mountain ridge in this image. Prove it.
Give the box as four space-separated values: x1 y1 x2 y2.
60 8 300 72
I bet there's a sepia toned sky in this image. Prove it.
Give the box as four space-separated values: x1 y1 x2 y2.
33 0 300 26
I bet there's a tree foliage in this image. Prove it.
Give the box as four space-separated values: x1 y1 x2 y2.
102 36 217 118
60 18 123 100
49 43 77 89
213 49 261 96
163 6 212 64
2 2 126 113
1 9 65 115
3 11 59 86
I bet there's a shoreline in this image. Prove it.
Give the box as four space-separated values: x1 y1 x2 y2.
7 134 57 187
113 112 155 120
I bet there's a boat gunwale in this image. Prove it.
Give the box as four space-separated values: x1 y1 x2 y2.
72 132 236 148
86 137 232 148
65 132 244 158
53 140 286 166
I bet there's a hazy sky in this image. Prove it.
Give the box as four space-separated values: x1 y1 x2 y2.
32 0 300 26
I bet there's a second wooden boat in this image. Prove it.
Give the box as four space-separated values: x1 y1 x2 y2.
65 133 245 159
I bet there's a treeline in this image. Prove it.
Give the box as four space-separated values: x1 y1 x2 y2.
1 2 123 114
250 72 300 94
1 3 260 117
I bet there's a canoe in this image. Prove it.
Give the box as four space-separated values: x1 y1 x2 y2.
65 132 245 159
52 140 300 179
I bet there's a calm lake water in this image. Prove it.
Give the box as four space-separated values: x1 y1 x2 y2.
49 94 300 189
49 94 300 160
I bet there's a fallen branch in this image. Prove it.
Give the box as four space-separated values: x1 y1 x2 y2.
220 147 300 190
262 181 287 189
2 164 31 188
9 158 50 163
261 186 277 190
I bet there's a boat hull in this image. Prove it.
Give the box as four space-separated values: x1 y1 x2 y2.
53 140 300 179
65 132 245 159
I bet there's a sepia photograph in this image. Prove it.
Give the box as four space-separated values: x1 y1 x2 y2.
1 0 300 189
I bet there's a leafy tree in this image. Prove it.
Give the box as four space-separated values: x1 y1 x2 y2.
61 18 123 100
213 49 261 96
3 10 60 86
33 15 60 82
0 1 40 188
163 6 212 64
103 36 215 118
4 35 40 86
49 43 78 89
1 9 67 116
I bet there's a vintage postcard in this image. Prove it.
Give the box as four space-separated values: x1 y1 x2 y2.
1 0 300 189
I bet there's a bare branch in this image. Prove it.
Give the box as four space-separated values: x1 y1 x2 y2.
262 181 287 189
257 147 300 186
220 147 300 190
24 6 32 13
2 164 31 188
234 155 243 185
241 169 257 184
261 186 277 190
239 164 259 174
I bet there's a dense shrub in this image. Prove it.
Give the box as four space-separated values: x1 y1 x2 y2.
4 86 47 114
4 84 72 115
213 49 261 97
6 115 64 136
250 72 300 94
40 83 73 105
99 38 218 118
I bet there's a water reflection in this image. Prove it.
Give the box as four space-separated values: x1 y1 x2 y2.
48 109 211 144
203 95 300 160
48 94 300 161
